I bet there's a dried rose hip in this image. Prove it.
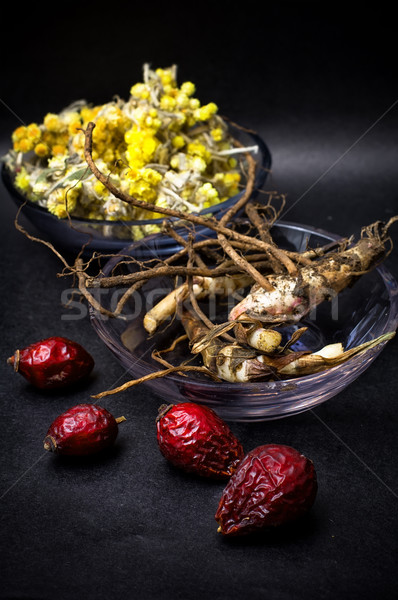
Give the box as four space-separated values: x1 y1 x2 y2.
7 336 94 389
43 403 126 456
156 402 244 479
215 444 317 536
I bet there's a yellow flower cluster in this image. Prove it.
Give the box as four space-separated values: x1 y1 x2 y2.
122 167 163 203
12 112 82 159
5 64 254 240
12 123 45 155
46 184 81 219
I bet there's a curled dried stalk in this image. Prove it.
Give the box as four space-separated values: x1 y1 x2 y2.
75 258 119 319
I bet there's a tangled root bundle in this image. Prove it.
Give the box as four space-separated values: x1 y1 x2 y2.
13 122 398 395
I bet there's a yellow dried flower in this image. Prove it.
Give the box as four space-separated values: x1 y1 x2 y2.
48 203 68 219
132 83 151 100
175 93 190 109
125 128 160 169
68 120 82 136
180 81 195 97
94 116 108 136
187 142 211 164
12 126 27 143
211 127 224 142
102 148 115 164
196 182 220 207
194 102 218 122
172 135 185 149
14 167 31 192
188 156 207 173
129 180 157 202
44 113 63 133
93 180 109 197
34 142 50 158
189 98 200 110
224 172 241 185
142 224 162 235
160 95 176 111
141 168 162 186
18 138 34 153
47 187 78 219
52 144 67 156
126 167 162 203
80 105 101 124
213 171 241 198
156 68 175 87
26 123 41 141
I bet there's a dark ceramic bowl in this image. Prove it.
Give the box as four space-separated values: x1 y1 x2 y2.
2 125 271 256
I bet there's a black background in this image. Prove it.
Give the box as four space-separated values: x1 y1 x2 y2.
1 2 398 599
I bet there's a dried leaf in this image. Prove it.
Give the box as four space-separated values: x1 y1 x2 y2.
279 331 396 376
191 321 237 354
279 327 308 353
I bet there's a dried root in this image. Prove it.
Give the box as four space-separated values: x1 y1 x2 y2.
12 122 398 396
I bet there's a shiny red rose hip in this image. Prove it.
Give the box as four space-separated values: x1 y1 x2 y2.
215 443 317 535
7 336 94 389
43 403 125 456
156 402 244 479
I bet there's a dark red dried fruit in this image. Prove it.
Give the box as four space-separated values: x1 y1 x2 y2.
156 402 244 479
43 403 126 456
7 336 94 389
215 444 317 535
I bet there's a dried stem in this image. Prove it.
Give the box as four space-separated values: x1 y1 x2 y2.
14 203 72 271
182 233 235 341
245 201 275 245
151 349 188 375
163 221 208 270
157 334 188 354
75 259 118 319
218 142 257 226
216 234 275 291
91 365 222 399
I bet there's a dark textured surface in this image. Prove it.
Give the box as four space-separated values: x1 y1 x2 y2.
1 3 398 599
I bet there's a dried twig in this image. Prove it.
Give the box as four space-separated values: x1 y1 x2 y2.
91 365 222 399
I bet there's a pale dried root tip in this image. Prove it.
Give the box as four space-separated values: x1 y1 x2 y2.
7 349 20 372
313 343 344 359
115 416 127 424
43 435 57 453
143 315 158 335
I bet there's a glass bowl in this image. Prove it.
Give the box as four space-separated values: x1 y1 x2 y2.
89 221 398 422
1 124 271 256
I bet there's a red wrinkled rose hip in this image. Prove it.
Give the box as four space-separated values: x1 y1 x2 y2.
156 402 244 479
215 444 317 536
43 403 126 456
7 336 94 389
